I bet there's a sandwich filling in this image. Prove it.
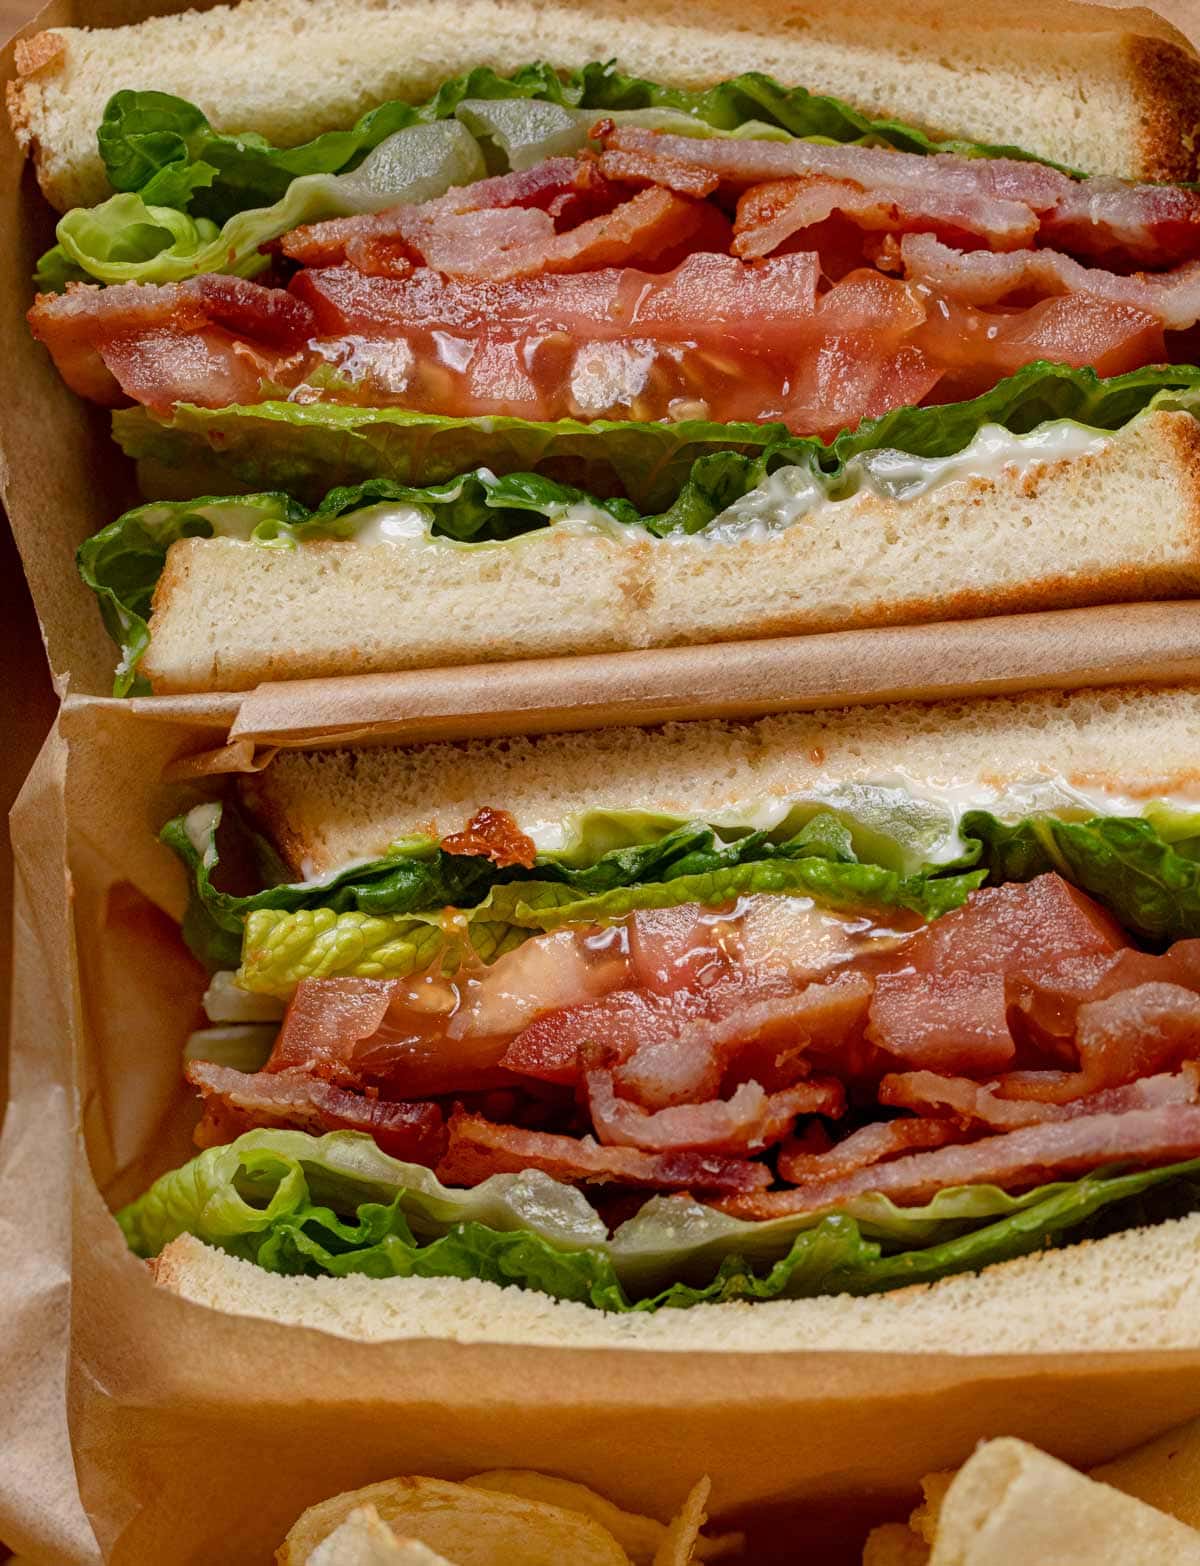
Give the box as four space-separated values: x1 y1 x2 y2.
120 786 1200 1307
28 63 1200 457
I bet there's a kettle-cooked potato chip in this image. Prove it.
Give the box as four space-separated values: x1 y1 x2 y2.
307 1506 455 1565
278 1476 632 1566
463 1470 741 1563
653 1478 711 1566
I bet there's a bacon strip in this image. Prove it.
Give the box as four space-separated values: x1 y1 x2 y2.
583 1068 844 1154
777 1115 967 1183
28 275 315 408
288 176 704 284
282 158 614 268
901 233 1200 331
186 1060 447 1164
997 982 1200 1105
598 127 1200 266
436 1108 773 1193
731 176 1039 259
879 1064 1200 1130
719 1104 1200 1218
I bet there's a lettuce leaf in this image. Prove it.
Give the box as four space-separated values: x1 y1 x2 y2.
90 364 1200 693
96 63 1067 226
117 1126 1200 1308
237 853 982 997
111 362 1200 511
965 811 1200 945
164 799 981 978
38 119 487 290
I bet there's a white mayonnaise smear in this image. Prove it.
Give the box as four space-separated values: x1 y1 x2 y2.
197 418 1118 556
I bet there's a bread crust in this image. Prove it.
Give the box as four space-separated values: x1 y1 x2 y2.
1130 33 1200 183
9 0 1200 209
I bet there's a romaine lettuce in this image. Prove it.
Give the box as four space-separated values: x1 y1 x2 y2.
964 811 1200 945
117 1126 1200 1308
111 361 1200 512
237 853 982 997
165 800 982 976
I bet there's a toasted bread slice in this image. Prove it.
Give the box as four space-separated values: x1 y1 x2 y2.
9 0 1200 212
238 680 1200 879
138 410 1200 697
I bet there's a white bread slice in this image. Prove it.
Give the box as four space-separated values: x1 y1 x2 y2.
151 1211 1200 1349
138 410 1200 696
239 682 1200 879
8 0 1200 213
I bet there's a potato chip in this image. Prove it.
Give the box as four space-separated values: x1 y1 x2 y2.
279 1475 632 1566
652 1478 711 1566
306 1505 455 1566
861 1521 930 1566
464 1471 741 1564
1092 1417 1200 1527
465 1472 666 1564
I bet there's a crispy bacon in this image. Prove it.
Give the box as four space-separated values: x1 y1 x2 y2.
732 176 1039 260
186 1059 447 1164
777 1114 968 1183
440 806 536 868
436 1108 773 1193
901 233 1200 331
598 147 720 199
583 1066 844 1154
997 982 1200 1105
1043 177 1200 268
28 276 315 408
879 1064 1200 1129
598 126 1200 266
282 158 615 267
501 971 874 1103
719 1103 1200 1218
287 173 703 284
184 872 1200 1206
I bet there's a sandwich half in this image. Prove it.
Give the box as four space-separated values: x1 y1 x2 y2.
14 0 1200 691
121 683 1200 1331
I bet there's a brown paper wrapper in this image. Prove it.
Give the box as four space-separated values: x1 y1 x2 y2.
5 1 1200 1562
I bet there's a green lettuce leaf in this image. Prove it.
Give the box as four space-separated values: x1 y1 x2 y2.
90 364 1200 694
96 63 1067 226
38 119 487 290
111 362 1200 511
117 1126 1200 1308
236 853 983 996
965 811 1200 945
39 59 1069 290
163 798 980 979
